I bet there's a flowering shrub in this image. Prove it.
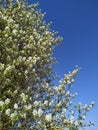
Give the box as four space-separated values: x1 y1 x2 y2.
0 0 95 130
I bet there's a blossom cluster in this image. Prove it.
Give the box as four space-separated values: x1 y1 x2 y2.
0 67 95 129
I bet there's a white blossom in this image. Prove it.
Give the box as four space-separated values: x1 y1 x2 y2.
84 104 88 110
14 103 18 109
33 101 39 107
10 112 17 120
24 104 32 110
91 101 95 106
5 109 11 116
75 121 79 126
21 113 26 118
14 90 18 94
38 108 43 117
44 100 48 105
45 113 52 122
82 115 86 119
0 63 4 70
5 98 10 105
62 108 66 113
66 91 70 95
20 93 28 102
32 109 37 116
0 101 4 106
12 29 18 35
70 116 74 124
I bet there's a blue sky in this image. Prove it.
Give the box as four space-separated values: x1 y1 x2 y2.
28 0 98 130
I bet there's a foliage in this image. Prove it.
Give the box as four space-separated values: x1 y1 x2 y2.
69 127 78 130
0 0 95 130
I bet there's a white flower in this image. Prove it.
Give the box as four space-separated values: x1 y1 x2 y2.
49 100 54 106
62 108 66 113
28 56 32 61
14 103 18 109
0 63 4 70
28 104 32 109
38 121 42 125
75 121 79 126
71 110 74 115
21 113 26 118
0 101 4 106
25 70 28 74
12 29 18 35
17 123 21 128
5 109 11 116
14 90 18 94
67 80 71 85
20 93 28 102
8 18 14 23
87 107 90 111
3 16 7 20
45 113 52 122
72 69 79 76
38 108 43 116
82 115 86 119
5 26 10 30
91 101 95 106
30 35 34 40
70 116 74 124
66 91 70 95
32 109 37 116
71 79 74 83
24 104 32 110
54 87 59 92
18 56 22 62
44 100 48 105
57 102 62 107
5 66 11 71
20 93 25 98
33 101 39 107
10 112 17 120
32 69 35 72
20 30 23 34
23 57 26 61
5 98 10 105
84 104 88 110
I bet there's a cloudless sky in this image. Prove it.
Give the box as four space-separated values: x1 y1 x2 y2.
28 0 98 130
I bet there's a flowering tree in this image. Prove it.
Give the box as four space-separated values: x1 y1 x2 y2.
0 0 95 130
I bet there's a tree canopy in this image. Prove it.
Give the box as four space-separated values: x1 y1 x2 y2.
0 0 95 130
